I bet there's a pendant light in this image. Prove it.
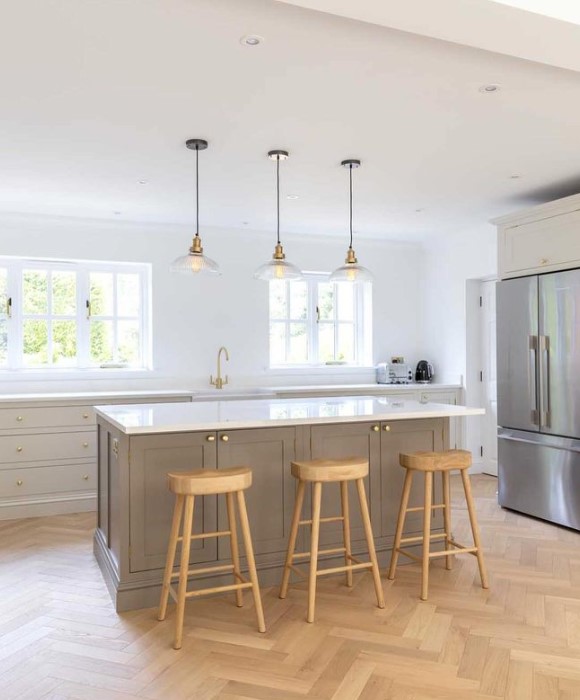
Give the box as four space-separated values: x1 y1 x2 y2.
171 139 220 275
330 159 373 283
253 150 303 281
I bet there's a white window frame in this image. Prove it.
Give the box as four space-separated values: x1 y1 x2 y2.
0 256 152 372
269 272 372 368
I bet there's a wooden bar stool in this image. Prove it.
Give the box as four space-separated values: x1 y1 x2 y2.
158 467 266 649
279 457 385 622
387 449 489 601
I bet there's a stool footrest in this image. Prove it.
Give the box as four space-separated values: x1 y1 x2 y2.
400 533 447 545
299 516 344 526
405 504 445 513
171 563 236 579
176 529 231 542
292 546 346 559
317 561 372 577
396 548 422 563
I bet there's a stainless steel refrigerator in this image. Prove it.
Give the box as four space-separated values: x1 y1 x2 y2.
497 269 580 530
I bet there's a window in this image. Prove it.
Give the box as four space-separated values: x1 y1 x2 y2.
269 273 372 367
0 258 151 371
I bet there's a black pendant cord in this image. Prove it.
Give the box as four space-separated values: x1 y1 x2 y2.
276 155 281 246
195 146 200 236
348 163 353 250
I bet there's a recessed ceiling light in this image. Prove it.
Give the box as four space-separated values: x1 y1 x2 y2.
242 221 249 225
240 35 263 47
113 211 122 216
415 208 424 213
479 84 501 93
286 194 299 200
509 174 522 179
137 179 148 185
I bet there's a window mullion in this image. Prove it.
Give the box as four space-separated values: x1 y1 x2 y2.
309 278 318 365
8 261 22 369
78 267 89 368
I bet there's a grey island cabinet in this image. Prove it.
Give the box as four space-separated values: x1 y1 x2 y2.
94 396 483 611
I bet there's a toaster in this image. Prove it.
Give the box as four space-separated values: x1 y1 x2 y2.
376 363 414 384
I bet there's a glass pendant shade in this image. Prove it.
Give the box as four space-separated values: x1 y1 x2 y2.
171 138 220 275
329 247 373 283
253 243 303 281
254 150 302 281
330 159 372 284
170 235 220 275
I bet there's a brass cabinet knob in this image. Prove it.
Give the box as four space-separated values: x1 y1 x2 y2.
16 480 23 486
83 413 89 419
16 446 23 452
206 435 215 442
83 475 89 480
540 257 549 264
83 442 89 448
371 425 379 432
383 424 391 432
221 435 229 442
16 416 23 422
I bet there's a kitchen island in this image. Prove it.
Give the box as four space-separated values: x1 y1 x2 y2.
94 396 483 611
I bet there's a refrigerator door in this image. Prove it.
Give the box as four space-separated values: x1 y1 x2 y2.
496 277 539 431
498 428 580 530
539 269 580 438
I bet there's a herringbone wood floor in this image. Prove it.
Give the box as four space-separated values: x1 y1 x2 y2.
1 475 579 699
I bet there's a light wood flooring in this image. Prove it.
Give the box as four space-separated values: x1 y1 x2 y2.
1 475 579 699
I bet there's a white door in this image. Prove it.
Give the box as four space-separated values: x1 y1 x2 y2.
480 280 498 476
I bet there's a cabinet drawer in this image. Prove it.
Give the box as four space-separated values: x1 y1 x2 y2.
0 463 97 498
0 406 95 430
0 432 96 463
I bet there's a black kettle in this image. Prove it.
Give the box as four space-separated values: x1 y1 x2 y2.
415 360 434 384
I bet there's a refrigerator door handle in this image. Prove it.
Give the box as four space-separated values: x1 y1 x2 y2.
539 335 551 428
528 335 539 425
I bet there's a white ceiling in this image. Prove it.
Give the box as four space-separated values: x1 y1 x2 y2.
2 0 580 242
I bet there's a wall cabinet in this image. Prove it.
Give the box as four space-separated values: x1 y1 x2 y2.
495 195 580 279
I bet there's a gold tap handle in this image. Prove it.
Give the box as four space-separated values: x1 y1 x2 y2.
210 375 215 386
224 375 229 386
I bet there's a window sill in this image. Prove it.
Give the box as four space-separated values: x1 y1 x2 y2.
0 367 154 382
268 365 375 374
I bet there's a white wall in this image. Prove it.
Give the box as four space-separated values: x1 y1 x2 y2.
422 223 497 469
0 214 425 393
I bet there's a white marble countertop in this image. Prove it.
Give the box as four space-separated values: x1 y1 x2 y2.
0 390 193 405
268 383 460 394
95 396 483 435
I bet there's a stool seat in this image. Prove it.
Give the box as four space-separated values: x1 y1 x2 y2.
399 449 471 472
291 457 368 482
167 467 252 495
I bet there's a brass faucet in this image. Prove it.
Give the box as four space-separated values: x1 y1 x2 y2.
210 346 229 389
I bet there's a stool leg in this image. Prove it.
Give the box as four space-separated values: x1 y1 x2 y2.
279 480 305 600
236 490 266 633
158 494 184 622
340 481 353 588
307 481 322 623
460 469 489 590
356 478 385 609
421 472 433 601
442 471 453 571
174 495 194 649
387 469 413 580
226 491 243 608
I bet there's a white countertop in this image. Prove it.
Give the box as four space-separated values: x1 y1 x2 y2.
0 390 193 405
269 383 460 395
95 396 483 435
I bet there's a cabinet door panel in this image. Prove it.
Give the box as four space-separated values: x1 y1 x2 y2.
380 419 444 536
129 432 217 572
217 428 296 561
309 422 379 546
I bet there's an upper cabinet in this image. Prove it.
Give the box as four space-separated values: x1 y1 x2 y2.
494 194 580 280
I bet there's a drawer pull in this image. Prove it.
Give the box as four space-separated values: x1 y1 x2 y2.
540 258 549 265
371 425 379 432
16 480 23 486
83 442 89 448
83 413 89 419
16 446 23 452
16 416 23 422
221 435 229 442
83 475 89 480
383 424 391 432
206 435 215 442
